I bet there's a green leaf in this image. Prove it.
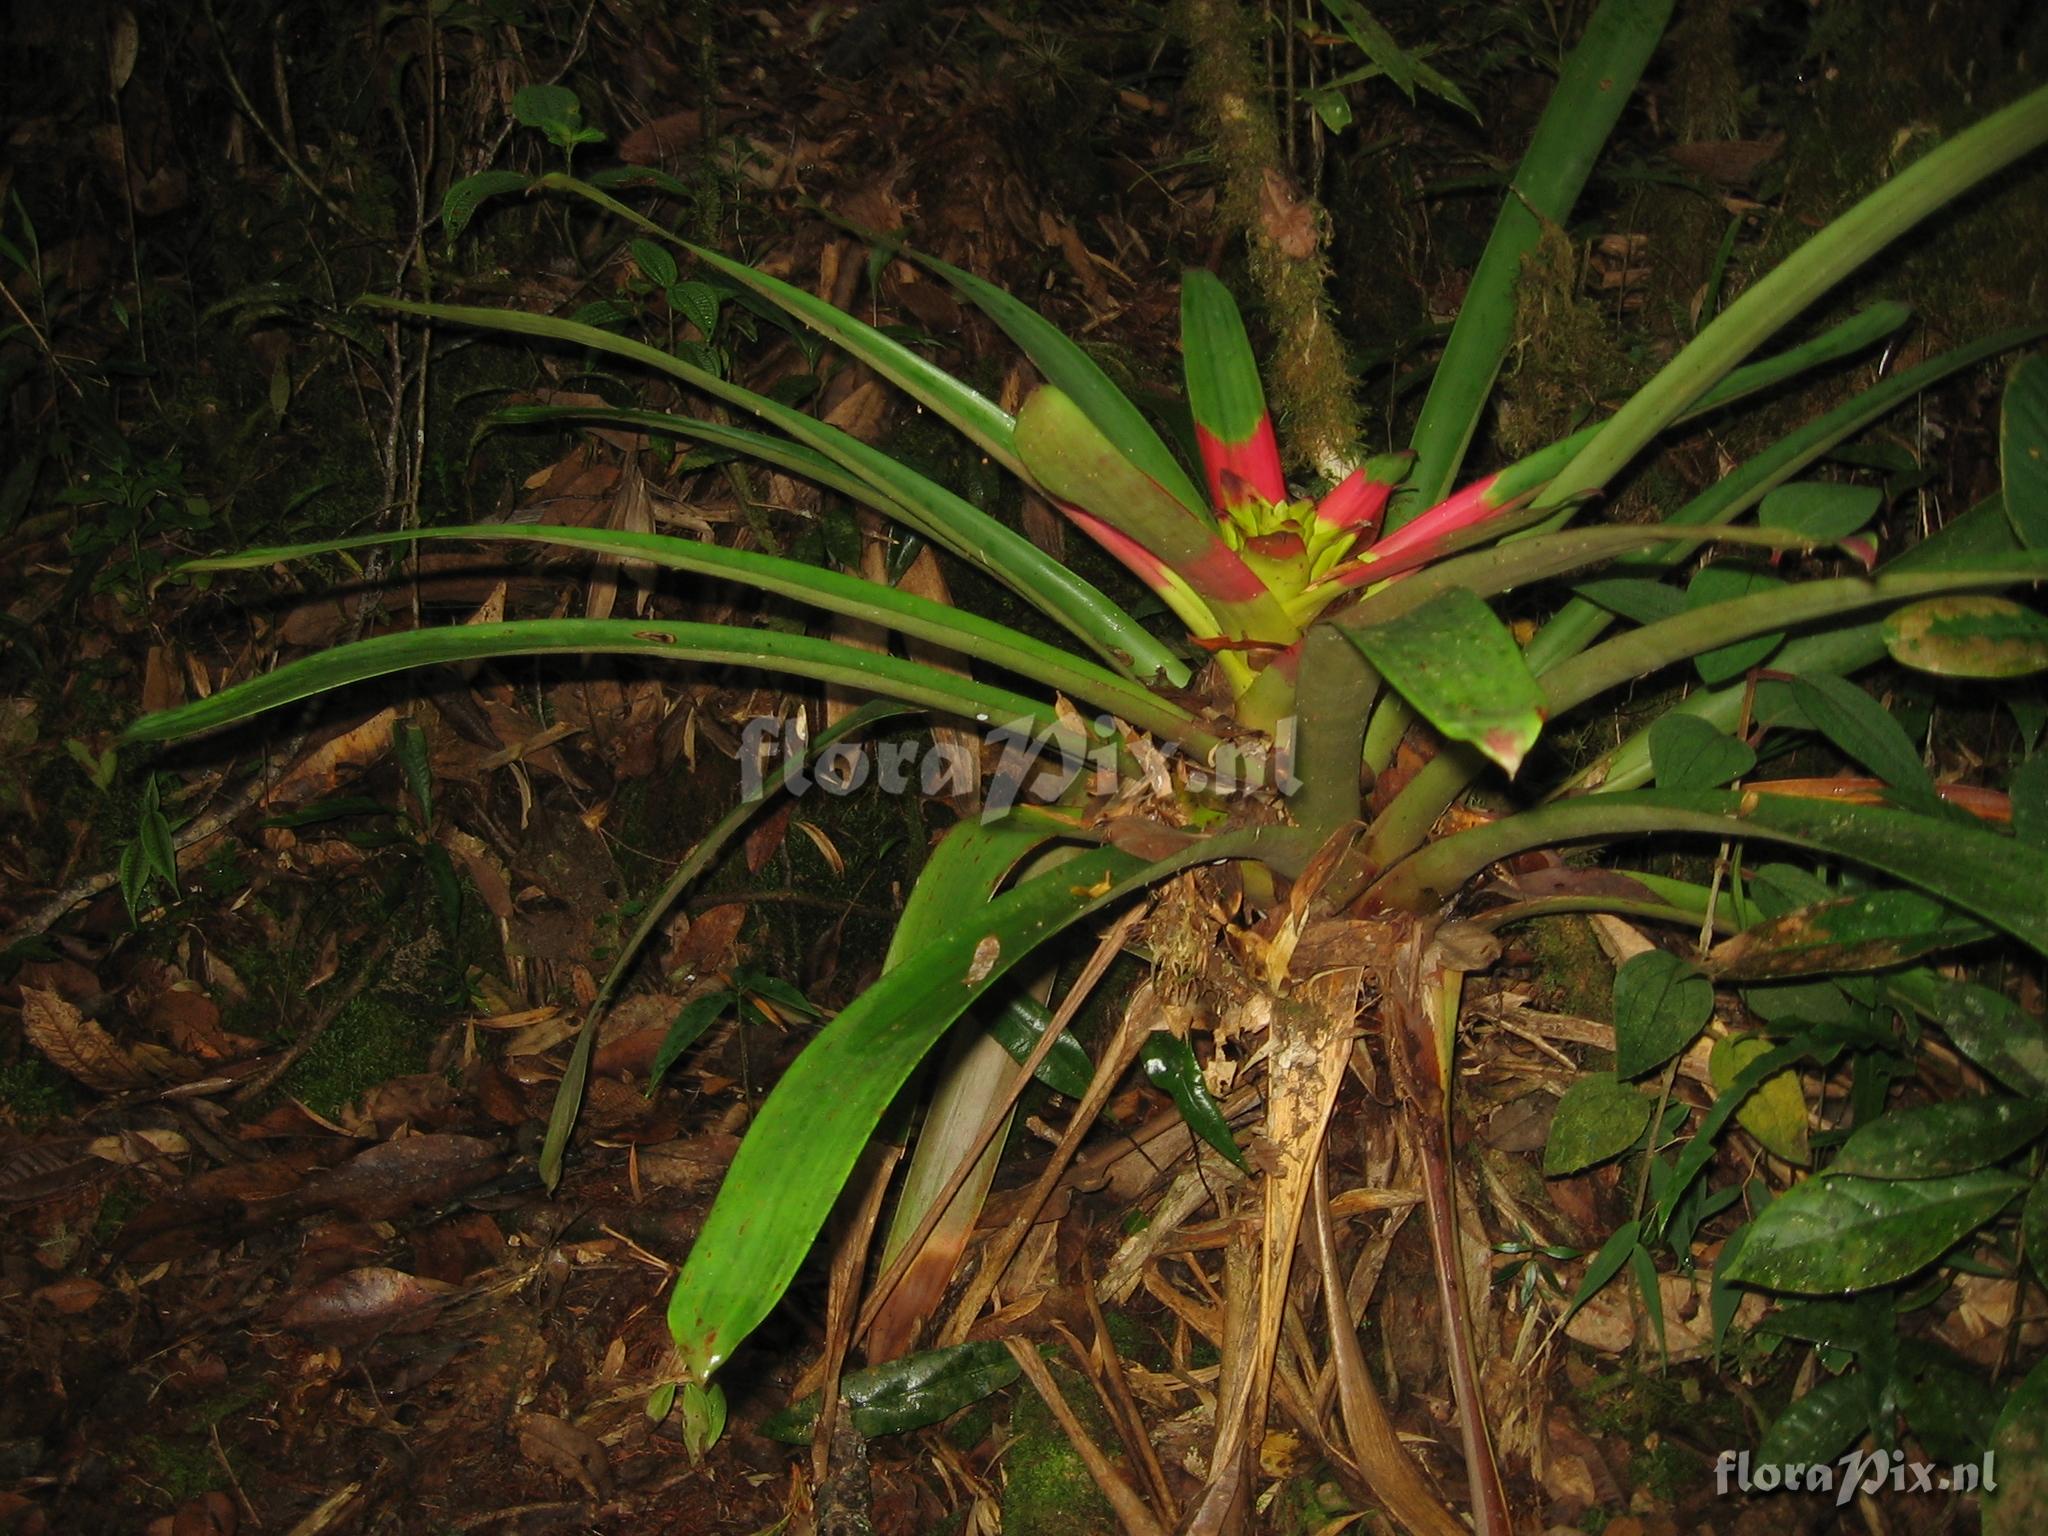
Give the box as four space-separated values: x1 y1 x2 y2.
1561 1218 1641 1324
117 837 148 921
1897 1341 1995 1467
2003 354 2048 548
1628 1240 1666 1356
512 83 604 151
669 279 721 337
1757 1370 1874 1467
1344 586 1547 775
1383 787 2048 962
1789 672 1934 795
512 83 580 131
1710 1033 1811 1166
1758 481 1882 542
648 990 734 1092
124 618 1075 753
1571 576 1688 627
1544 1073 1654 1175
1611 950 1714 1078
2017 754 2048 850
1688 565 1785 683
1319 0 1417 100
630 238 678 290
1887 971 2048 1099
1830 1098 2048 1179
358 294 1186 685
667 841 1205 1382
1720 1171 2025 1293
1179 268 1274 463
1882 594 2048 678
1986 1354 2048 1534
392 716 433 824
679 1380 725 1458
2029 1177 2048 1291
1710 1215 1756 1359
440 170 529 240
138 808 177 893
1139 1031 1248 1171
985 994 1095 1100
1544 85 2048 516
195 522 1193 747
914 251 1212 522
758 1341 1021 1443
1707 890 1992 980
1401 0 1675 515
1758 1296 1890 1356
1647 715 1755 790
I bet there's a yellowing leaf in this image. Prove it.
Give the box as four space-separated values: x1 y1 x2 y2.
1710 1033 1810 1166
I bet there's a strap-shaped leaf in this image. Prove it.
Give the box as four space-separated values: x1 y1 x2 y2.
122 618 1075 749
1015 385 1293 641
1180 269 1286 510
175 524 1209 751
1542 82 2048 514
1401 0 1675 519
914 250 1215 523
1541 555 2048 721
531 173 1025 475
360 295 1186 686
1342 586 1547 775
665 834 1264 1381
1526 323 2044 680
1375 787 2048 960
1707 890 1992 979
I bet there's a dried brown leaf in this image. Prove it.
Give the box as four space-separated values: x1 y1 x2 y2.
21 986 149 1091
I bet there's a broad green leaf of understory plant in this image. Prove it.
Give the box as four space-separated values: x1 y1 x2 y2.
1757 1371 1874 1468
2004 354 2048 548
1882 595 2048 679
1829 1099 2048 1180
1720 1171 2026 1294
759 1340 1020 1443
1647 715 1755 790
1885 971 2048 1100
1688 565 1785 684
1344 586 1547 776
511 84 605 158
1543 1073 1652 1175
1706 890 1991 980
1758 481 1881 544
1611 950 1713 1079
1139 1031 1248 1172
1788 672 1934 797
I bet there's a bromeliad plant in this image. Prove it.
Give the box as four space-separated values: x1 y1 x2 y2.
128 4 2048 1526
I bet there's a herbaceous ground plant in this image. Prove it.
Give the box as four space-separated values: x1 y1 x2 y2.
128 5 2048 1530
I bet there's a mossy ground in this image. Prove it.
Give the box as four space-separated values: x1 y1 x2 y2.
999 1349 1123 1536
